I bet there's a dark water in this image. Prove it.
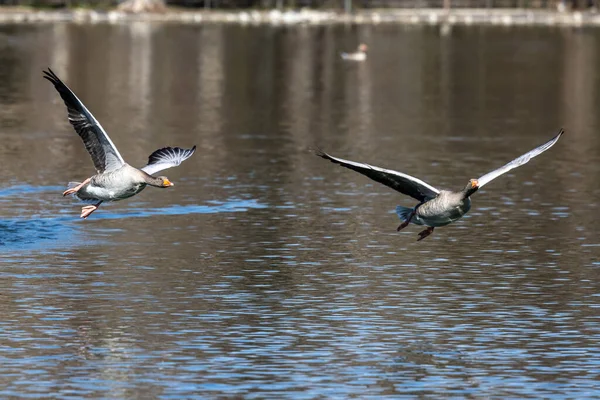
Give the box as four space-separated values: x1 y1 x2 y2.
1 22 600 398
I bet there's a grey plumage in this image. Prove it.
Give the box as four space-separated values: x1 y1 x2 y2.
410 191 471 227
73 165 159 203
315 129 564 240
43 68 125 173
44 68 196 219
314 148 439 203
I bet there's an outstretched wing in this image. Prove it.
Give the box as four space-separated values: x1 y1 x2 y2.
141 146 197 176
477 129 564 188
43 68 125 173
315 149 440 202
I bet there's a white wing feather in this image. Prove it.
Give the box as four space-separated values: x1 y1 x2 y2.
477 129 564 188
141 146 197 176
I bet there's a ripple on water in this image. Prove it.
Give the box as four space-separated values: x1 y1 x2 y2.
91 198 267 220
0 183 266 251
0 218 76 251
0 184 64 198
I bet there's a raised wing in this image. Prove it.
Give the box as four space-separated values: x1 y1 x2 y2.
315 149 440 202
141 146 197 176
43 68 125 173
477 129 564 188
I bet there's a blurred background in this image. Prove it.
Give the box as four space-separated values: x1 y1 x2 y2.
0 14 600 400
0 0 596 12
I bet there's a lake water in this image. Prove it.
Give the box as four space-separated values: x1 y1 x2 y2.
1 21 600 398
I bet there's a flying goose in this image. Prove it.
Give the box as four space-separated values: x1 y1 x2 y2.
315 130 564 241
43 68 196 219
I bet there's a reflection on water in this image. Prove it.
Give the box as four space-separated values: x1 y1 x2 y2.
0 218 73 248
0 22 599 398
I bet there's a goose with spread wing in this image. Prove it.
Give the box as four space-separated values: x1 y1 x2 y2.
316 130 563 241
43 68 196 219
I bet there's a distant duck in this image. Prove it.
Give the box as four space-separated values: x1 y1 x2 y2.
341 43 368 61
315 130 563 241
43 68 196 219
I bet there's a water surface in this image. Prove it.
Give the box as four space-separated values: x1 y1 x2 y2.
1 22 599 398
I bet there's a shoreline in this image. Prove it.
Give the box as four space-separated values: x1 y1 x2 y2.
0 7 599 26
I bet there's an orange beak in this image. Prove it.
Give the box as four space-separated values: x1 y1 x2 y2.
471 179 479 188
163 178 174 187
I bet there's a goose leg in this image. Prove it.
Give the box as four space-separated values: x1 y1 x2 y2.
417 227 434 241
80 201 102 219
397 211 416 231
63 177 91 196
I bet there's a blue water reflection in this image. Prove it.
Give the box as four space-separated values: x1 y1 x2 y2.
0 22 599 400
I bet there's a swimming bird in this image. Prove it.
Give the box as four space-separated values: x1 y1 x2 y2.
315 130 564 241
341 44 368 61
43 68 196 219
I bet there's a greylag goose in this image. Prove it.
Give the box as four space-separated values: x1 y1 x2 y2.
316 130 563 241
341 44 368 61
43 68 196 219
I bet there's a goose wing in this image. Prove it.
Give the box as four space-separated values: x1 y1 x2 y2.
141 146 197 175
477 129 564 188
43 68 125 173
315 149 440 202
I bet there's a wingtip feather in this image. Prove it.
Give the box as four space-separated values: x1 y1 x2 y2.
42 68 62 86
311 146 329 159
147 145 196 165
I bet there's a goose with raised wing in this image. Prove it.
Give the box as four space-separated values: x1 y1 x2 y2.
316 130 564 241
44 68 196 219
